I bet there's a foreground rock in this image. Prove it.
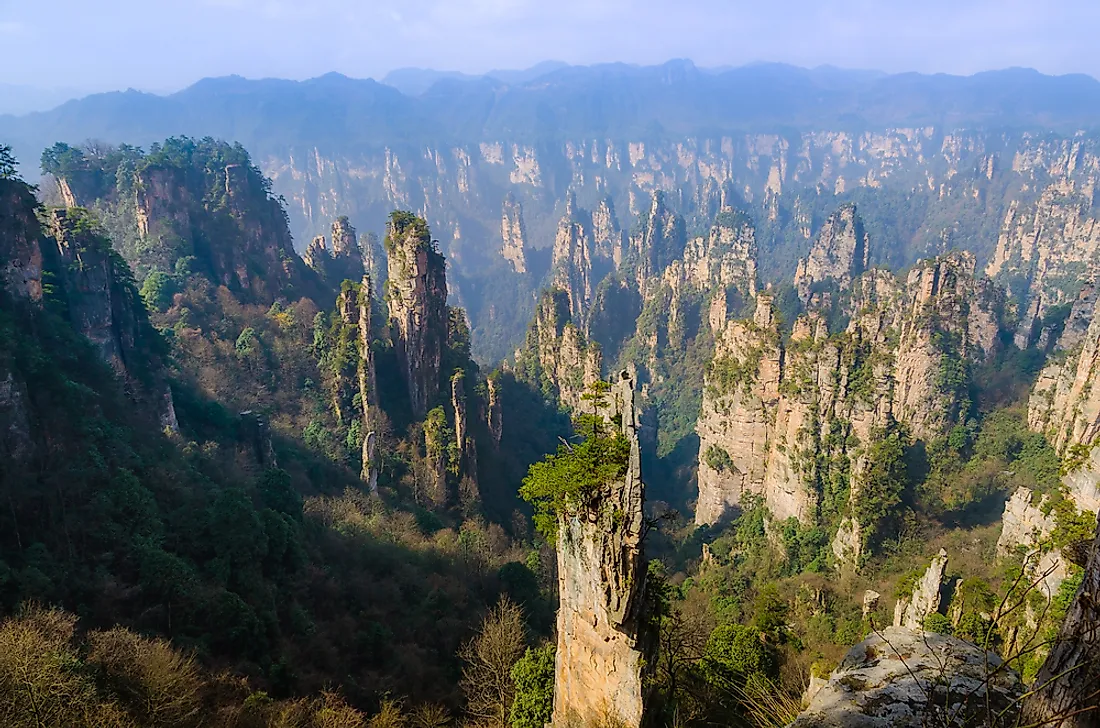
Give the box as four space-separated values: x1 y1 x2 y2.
553 371 651 728
789 627 1024 728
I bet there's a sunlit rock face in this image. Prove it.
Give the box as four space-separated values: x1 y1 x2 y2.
553 371 651 728
694 244 1004 564
385 215 448 419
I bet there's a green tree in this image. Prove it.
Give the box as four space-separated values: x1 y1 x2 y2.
0 144 18 180
509 645 554 728
855 422 911 554
139 271 177 313
701 623 774 686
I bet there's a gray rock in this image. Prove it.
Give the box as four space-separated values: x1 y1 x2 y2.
788 627 1023 728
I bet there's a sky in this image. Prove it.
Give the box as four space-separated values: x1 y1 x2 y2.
2 0 1099 94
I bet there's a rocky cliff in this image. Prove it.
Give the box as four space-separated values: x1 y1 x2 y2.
549 194 622 323
304 216 367 285
44 208 178 429
0 177 42 462
695 238 1004 566
37 130 1100 364
0 178 43 302
500 192 529 275
514 289 602 412
385 212 449 418
794 203 869 305
893 549 949 630
1029 283 1100 515
553 370 650 728
1021 521 1100 728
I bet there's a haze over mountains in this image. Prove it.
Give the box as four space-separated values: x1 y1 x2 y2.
6 59 1100 167
11 58 1100 363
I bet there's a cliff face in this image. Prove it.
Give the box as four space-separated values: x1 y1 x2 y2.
551 195 596 322
0 181 38 458
695 244 1004 564
514 289 602 412
43 208 178 429
1022 522 1100 728
385 213 449 418
549 194 623 324
985 144 1100 347
46 209 140 372
629 192 686 288
500 193 528 274
892 252 1002 439
695 295 783 525
58 142 326 309
683 210 757 303
42 129 1100 365
893 549 949 629
1028 284 1100 514
794 203 869 305
553 371 650 728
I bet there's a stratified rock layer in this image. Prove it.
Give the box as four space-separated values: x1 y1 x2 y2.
893 549 948 629
514 289 602 412
500 192 529 274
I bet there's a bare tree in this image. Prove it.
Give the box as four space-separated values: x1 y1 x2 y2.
87 627 203 728
459 597 526 728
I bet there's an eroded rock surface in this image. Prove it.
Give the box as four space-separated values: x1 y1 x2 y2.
553 370 650 728
893 549 949 630
789 627 1024 728
386 215 448 418
500 192 529 274
794 203 869 305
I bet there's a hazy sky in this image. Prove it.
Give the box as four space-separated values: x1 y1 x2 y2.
2 0 1098 92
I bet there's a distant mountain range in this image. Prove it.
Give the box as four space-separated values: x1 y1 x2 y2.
5 59 1100 180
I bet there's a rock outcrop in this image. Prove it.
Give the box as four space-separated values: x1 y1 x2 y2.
789 627 1024 728
683 209 757 304
893 549 949 630
553 370 650 728
44 208 179 430
486 374 503 446
451 370 478 496
500 193 529 274
695 295 783 525
794 203 870 305
997 488 1069 599
628 192 686 289
304 216 366 284
386 213 448 418
549 194 622 323
514 289 602 412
